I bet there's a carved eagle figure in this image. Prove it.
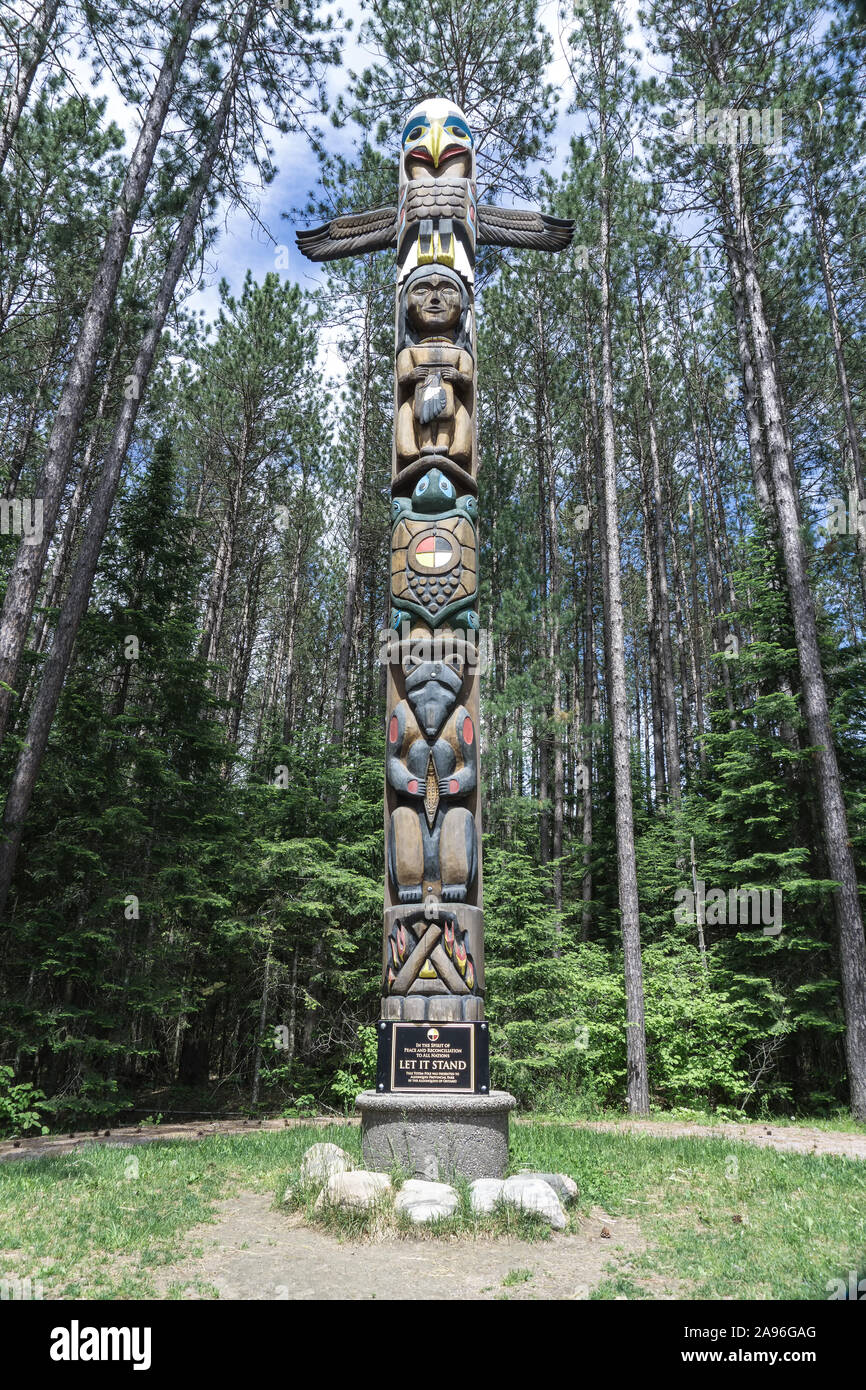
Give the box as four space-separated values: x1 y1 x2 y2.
296 199 574 262
296 98 574 264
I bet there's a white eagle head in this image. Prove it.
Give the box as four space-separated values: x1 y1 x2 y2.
401 98 475 181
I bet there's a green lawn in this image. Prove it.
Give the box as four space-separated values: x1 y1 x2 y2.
508 1124 866 1299
0 1123 863 1300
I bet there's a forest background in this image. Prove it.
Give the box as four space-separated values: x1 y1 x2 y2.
1 0 866 1133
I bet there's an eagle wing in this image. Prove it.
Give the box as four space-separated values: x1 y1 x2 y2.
295 205 398 262
477 205 575 252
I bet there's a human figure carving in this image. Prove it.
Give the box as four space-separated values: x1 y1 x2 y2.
395 267 474 471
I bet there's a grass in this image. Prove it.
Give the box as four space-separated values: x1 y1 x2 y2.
0 1120 864 1299
0 1124 360 1300
508 1123 866 1299
518 1107 866 1135
502 1267 534 1286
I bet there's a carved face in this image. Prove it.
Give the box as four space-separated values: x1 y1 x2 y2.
401 98 474 181
407 275 461 335
404 656 464 738
412 468 455 513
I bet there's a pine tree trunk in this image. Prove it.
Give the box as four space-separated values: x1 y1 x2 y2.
635 268 680 802
720 209 775 523
638 433 668 803
532 295 562 890
581 535 595 939
0 0 61 175
690 836 708 971
663 284 736 719
805 163 866 608
0 0 203 744
226 537 264 748
199 433 248 676
331 283 372 749
693 355 739 623
28 332 124 672
728 144 866 1120
252 620 282 760
250 942 271 1108
578 408 596 939
282 522 305 744
583 293 614 706
0 2 255 917
286 949 298 1066
669 510 706 771
599 165 649 1115
4 356 52 495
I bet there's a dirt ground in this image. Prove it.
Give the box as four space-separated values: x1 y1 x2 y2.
139 1118 863 1301
6 1115 863 1300
573 1119 866 1161
150 1191 666 1301
0 1115 357 1162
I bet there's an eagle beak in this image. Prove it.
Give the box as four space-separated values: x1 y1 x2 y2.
428 119 445 168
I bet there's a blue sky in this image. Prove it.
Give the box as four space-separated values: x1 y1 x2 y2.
187 0 603 316
73 0 641 318
67 0 657 395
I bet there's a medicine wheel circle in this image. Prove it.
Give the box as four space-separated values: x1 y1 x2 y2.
407 528 460 574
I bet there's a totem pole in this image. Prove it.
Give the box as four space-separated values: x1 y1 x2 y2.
298 99 572 1173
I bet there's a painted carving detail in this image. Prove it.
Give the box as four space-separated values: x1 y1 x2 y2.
390 468 478 628
387 650 477 904
395 266 475 475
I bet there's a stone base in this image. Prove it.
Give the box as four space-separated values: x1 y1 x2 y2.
356 1089 517 1181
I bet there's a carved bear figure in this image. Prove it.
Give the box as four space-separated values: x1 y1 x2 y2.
387 649 477 903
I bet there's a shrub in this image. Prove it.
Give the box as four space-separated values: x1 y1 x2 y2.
0 1065 49 1136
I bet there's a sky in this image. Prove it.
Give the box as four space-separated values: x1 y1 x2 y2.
180 0 591 321
206 0 652 311
187 0 588 314
68 0 648 319
62 0 651 392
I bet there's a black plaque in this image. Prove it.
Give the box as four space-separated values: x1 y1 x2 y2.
376 1020 490 1093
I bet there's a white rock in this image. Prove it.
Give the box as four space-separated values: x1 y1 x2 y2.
469 1177 504 1214
314 1169 391 1212
553 1173 579 1204
502 1175 568 1230
516 1170 579 1205
395 1178 458 1223
300 1142 355 1184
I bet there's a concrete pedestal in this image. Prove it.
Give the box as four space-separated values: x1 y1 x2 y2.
356 1089 517 1180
